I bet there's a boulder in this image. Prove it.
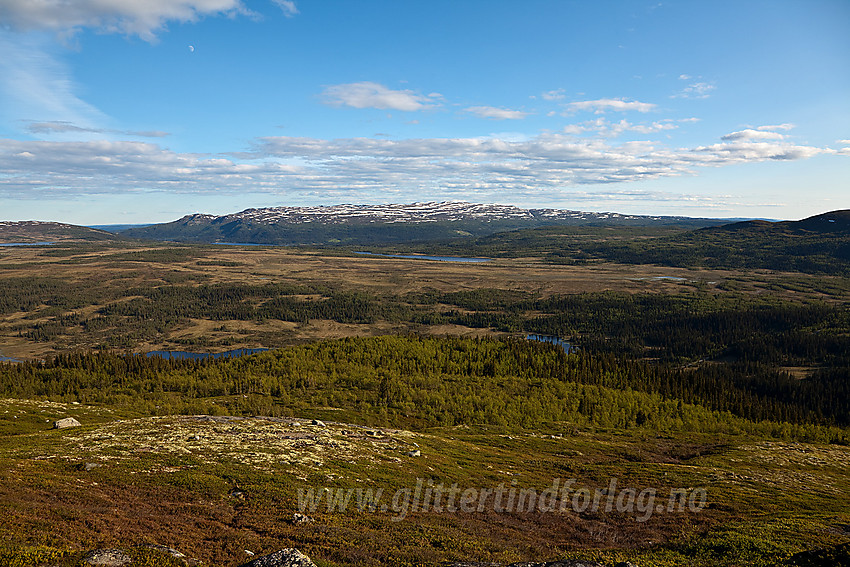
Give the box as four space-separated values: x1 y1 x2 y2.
238 548 316 567
83 549 132 566
289 512 314 525
311 419 325 427
54 417 81 429
407 449 421 457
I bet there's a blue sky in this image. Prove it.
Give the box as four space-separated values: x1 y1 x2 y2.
0 0 848 224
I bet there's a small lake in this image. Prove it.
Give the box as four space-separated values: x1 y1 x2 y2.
0 241 55 247
355 251 491 263
144 348 269 360
526 334 576 354
0 354 22 362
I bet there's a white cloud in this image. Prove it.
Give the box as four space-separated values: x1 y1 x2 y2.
838 139 850 145
542 89 566 101
565 98 657 114
464 106 529 120
671 81 716 99
272 0 298 17
563 118 689 137
0 0 249 41
692 140 823 162
0 31 107 130
26 120 168 138
321 82 439 112
756 123 795 131
721 129 786 141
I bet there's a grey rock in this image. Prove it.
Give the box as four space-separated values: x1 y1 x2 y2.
407 449 421 457
79 462 101 471
53 417 81 429
311 419 325 427
239 548 316 567
614 562 639 567
289 512 314 525
83 548 132 566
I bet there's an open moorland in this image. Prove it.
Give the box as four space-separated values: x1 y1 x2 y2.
1 222 848 566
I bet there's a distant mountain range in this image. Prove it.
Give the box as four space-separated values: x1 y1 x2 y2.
119 202 732 245
3 206 848 276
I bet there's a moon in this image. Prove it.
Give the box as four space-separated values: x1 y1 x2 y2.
189 45 195 53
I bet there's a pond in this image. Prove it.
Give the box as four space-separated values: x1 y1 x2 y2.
355 251 491 263
144 348 269 360
0 241 55 246
525 334 576 354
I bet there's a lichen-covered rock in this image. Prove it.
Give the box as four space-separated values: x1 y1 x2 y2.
289 512 314 525
238 548 316 567
54 417 81 429
83 548 132 566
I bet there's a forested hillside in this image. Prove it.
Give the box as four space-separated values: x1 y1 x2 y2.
377 210 850 276
1 336 846 436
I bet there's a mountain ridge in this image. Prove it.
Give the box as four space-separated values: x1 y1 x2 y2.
120 201 733 246
171 201 727 225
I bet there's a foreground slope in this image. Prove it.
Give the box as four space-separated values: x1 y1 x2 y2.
0 336 848 566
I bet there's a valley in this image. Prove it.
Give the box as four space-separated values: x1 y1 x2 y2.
0 208 848 566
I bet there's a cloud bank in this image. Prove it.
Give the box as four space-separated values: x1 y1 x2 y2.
0 131 832 203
